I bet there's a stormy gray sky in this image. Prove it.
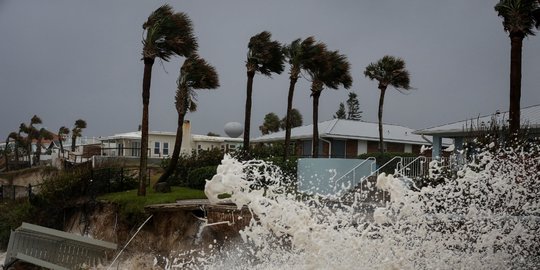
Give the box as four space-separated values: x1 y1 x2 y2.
1 0 539 140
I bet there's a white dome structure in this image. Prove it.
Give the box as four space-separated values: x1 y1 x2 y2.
224 122 243 138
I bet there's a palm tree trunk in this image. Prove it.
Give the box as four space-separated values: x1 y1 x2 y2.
312 91 321 158
36 138 42 164
158 112 186 184
378 87 387 154
283 76 298 161
59 139 64 157
27 137 32 168
14 139 18 167
243 70 255 158
71 135 76 152
4 137 9 171
138 57 155 196
509 33 523 136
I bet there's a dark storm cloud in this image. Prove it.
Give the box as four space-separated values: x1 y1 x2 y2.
1 0 539 140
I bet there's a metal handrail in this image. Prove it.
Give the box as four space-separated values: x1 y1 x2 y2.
333 157 376 190
396 156 426 178
371 156 403 177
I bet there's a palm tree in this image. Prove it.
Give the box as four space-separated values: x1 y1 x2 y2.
4 132 17 171
71 119 87 152
495 0 539 135
158 55 219 184
282 37 321 160
244 31 284 157
139 5 198 196
259 112 281 135
19 123 30 166
364 55 411 153
18 115 42 166
35 128 53 164
58 126 70 157
304 47 352 158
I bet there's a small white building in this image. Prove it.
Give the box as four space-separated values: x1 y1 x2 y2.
99 120 242 158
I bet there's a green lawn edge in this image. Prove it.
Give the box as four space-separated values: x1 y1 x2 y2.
97 187 207 219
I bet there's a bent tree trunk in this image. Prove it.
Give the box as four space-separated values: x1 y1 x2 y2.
158 112 186 184
243 71 255 158
378 87 387 154
283 75 298 161
509 33 523 136
138 57 155 196
71 135 76 152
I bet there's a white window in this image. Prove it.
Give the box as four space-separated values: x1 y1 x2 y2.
229 144 236 149
154 142 160 155
163 142 169 156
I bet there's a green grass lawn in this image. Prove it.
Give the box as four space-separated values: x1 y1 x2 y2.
97 186 207 219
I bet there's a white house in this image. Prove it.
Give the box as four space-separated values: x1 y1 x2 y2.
99 120 242 158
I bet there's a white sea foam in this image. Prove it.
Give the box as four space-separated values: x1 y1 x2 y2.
108 144 539 270
194 146 540 270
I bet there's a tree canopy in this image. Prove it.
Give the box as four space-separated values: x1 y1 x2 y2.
334 103 346 119
259 112 281 135
280 108 303 130
346 92 362 121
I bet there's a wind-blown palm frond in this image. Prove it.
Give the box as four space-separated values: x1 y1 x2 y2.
283 37 320 77
364 55 411 91
175 55 220 113
58 126 70 137
247 31 285 76
72 119 87 137
143 4 198 61
31 115 42 126
495 0 540 36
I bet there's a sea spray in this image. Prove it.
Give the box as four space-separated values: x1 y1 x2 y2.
106 144 539 269
197 147 540 269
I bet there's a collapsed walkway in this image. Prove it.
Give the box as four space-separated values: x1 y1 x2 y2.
3 222 117 270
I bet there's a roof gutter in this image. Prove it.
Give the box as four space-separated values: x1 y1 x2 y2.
421 134 432 145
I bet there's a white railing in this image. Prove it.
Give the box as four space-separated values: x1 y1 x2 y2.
335 156 404 197
332 154 469 198
397 156 429 179
333 157 376 196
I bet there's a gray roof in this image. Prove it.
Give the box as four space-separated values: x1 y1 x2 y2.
102 131 242 142
415 104 540 137
253 119 433 145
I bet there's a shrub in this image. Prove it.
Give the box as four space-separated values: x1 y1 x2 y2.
187 166 217 190
0 200 35 250
162 148 224 186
